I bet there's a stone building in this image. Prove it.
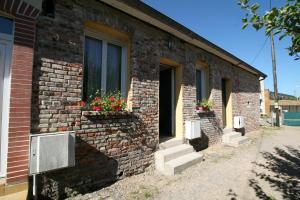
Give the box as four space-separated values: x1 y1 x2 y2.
0 0 266 199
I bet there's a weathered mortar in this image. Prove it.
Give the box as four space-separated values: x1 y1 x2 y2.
31 0 261 198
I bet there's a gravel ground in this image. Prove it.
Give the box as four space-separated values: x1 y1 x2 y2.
69 126 300 200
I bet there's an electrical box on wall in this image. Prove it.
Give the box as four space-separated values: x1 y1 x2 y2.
234 116 245 129
29 132 75 174
185 120 201 139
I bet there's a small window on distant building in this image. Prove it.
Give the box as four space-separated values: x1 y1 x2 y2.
42 0 55 18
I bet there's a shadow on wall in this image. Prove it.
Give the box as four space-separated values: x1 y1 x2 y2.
249 146 300 199
189 112 223 151
27 112 157 200
28 138 118 200
189 131 209 152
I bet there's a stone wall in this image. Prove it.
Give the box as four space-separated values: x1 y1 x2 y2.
31 0 261 198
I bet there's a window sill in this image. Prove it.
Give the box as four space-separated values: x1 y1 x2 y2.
195 110 214 114
82 110 133 116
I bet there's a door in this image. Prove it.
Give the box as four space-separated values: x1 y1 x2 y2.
159 65 175 138
221 78 233 128
0 16 13 177
222 79 227 127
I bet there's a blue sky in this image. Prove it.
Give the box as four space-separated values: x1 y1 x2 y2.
143 0 300 96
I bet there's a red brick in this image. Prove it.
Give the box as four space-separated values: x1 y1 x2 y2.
7 155 28 163
6 175 28 184
7 140 29 148
7 159 29 168
7 165 28 173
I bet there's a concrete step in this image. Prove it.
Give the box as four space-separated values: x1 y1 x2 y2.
222 132 241 143
155 144 194 171
163 152 203 175
159 138 183 150
223 128 233 134
225 136 251 147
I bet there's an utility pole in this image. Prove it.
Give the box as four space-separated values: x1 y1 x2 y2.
270 32 280 127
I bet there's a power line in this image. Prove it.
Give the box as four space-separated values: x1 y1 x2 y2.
251 37 269 65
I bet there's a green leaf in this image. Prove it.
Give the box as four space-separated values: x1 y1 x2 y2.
279 33 288 40
251 3 260 12
242 23 249 29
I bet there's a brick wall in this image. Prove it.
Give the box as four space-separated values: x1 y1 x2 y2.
189 112 223 151
0 0 40 185
37 111 155 199
32 0 261 198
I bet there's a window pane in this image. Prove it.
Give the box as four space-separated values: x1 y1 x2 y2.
196 70 202 101
0 17 13 35
83 37 102 100
106 43 122 93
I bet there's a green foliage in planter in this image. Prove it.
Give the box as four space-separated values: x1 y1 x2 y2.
196 99 213 111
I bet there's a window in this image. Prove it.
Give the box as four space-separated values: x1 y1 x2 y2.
195 64 208 102
83 33 127 100
0 17 13 35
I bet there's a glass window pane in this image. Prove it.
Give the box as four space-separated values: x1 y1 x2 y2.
83 37 102 100
196 69 202 101
106 43 122 93
0 17 13 35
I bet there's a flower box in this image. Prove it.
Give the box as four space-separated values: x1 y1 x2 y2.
82 110 132 116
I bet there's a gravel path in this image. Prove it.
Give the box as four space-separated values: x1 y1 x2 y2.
69 126 300 200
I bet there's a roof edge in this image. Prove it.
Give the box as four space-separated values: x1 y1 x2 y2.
100 0 267 78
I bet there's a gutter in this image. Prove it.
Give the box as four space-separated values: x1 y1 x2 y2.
100 0 267 79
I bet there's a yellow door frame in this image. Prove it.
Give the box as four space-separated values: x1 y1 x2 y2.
222 78 233 128
159 58 183 139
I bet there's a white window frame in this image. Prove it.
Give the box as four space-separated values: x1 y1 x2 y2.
196 68 206 101
84 29 127 97
0 21 14 178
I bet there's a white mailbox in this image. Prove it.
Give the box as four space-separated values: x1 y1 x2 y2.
185 120 201 139
234 116 245 129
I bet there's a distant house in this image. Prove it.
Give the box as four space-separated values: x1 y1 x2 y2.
264 89 300 116
0 0 266 199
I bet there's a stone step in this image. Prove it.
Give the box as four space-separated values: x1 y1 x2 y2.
159 138 183 150
222 132 241 143
225 136 251 147
163 152 203 175
155 144 194 171
223 128 233 134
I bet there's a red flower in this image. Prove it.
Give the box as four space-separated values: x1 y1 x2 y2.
109 96 116 102
94 96 101 101
116 106 122 111
112 104 122 111
92 106 102 111
80 101 86 107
